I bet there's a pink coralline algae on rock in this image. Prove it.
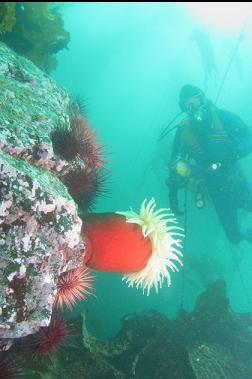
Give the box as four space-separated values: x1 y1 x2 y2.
0 153 83 339
0 42 103 343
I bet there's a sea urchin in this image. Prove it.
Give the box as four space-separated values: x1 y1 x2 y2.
55 266 94 310
27 318 70 358
0 352 20 379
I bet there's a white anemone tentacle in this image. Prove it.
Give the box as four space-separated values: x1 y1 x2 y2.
116 197 184 295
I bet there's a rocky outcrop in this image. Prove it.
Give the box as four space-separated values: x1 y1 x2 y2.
0 42 87 339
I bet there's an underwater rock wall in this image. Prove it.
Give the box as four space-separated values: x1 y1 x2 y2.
0 42 84 339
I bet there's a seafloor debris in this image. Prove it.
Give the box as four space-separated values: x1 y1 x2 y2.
8 280 252 378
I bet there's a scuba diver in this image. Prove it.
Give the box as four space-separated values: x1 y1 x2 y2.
167 84 252 245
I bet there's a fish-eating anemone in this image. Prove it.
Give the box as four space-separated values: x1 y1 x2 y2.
82 198 184 295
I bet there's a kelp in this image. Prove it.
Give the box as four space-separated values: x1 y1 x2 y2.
0 2 16 33
0 2 70 73
191 28 218 91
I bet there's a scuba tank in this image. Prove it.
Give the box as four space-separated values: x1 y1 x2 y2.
195 190 205 209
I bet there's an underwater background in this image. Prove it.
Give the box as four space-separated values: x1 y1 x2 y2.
53 2 252 339
1 2 252 378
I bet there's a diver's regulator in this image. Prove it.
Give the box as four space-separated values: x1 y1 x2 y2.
187 103 209 123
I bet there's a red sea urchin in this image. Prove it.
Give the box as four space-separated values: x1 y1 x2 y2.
51 127 80 161
27 318 70 358
73 94 88 117
73 117 105 171
63 167 109 212
0 352 20 379
51 111 109 213
51 113 105 170
55 266 94 310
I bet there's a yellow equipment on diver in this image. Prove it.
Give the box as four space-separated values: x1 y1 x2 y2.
175 159 191 177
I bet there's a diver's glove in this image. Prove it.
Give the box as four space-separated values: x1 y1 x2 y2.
171 204 184 217
241 227 252 245
166 176 184 217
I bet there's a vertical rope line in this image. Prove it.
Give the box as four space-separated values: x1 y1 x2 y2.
180 183 188 310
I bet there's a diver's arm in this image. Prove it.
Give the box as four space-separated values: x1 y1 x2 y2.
166 127 185 216
232 113 252 158
167 172 184 216
220 110 252 159
168 126 184 168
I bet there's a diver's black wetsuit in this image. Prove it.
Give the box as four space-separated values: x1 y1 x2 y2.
168 108 252 244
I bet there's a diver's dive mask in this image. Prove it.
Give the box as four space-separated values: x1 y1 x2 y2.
180 92 208 122
185 97 208 123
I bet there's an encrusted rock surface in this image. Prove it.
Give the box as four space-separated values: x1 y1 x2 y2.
0 42 84 338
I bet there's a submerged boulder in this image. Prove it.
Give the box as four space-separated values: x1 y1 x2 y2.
0 153 82 338
0 42 102 339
